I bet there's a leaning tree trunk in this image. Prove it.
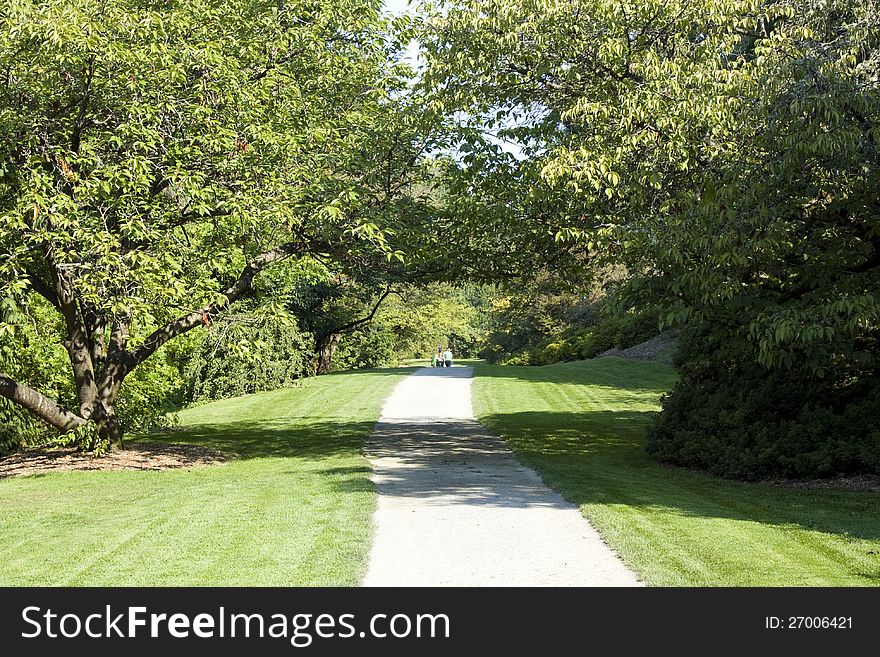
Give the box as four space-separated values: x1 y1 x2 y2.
4 241 314 452
0 374 121 450
315 333 341 375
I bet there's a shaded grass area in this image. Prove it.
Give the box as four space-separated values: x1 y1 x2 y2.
0 369 407 586
472 358 880 586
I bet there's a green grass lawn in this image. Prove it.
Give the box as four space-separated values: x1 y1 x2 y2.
0 369 407 586
473 358 880 586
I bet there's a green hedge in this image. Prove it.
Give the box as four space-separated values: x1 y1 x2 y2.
182 321 311 403
647 330 880 480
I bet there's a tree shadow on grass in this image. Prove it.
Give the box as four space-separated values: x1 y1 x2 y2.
144 420 378 460
480 410 880 542
472 359 678 394
143 399 880 550
307 465 375 493
334 361 674 399
140 420 380 497
322 367 415 379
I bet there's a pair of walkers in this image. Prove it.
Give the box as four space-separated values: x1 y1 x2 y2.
431 347 454 368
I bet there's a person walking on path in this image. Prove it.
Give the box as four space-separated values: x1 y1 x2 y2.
443 347 453 367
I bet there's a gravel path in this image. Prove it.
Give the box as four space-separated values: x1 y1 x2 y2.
362 366 641 587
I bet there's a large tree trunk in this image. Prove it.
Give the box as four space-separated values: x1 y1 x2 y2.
94 344 128 448
93 404 123 448
6 240 315 450
315 333 341 375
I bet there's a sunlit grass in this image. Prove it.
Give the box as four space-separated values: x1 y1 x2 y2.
473 358 880 586
0 369 407 586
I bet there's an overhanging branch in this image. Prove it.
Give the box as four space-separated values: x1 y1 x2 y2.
324 287 395 339
0 374 86 431
124 239 310 370
25 271 61 310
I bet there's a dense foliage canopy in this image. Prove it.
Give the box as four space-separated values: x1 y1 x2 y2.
422 0 879 374
420 0 880 477
0 0 434 444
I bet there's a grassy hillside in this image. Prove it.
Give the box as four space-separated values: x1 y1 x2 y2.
473 358 880 586
0 369 406 586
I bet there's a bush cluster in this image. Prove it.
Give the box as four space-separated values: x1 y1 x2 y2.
0 296 73 452
0 400 48 454
181 321 311 403
334 325 397 370
646 329 880 480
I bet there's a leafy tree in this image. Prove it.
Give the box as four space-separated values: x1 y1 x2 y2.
420 0 880 477
421 0 879 377
288 274 394 374
377 283 489 358
0 0 425 445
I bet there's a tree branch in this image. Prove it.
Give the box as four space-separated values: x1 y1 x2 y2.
124 239 309 370
848 250 880 275
96 318 130 408
48 258 98 414
70 54 97 154
25 270 60 310
0 374 86 431
332 287 394 335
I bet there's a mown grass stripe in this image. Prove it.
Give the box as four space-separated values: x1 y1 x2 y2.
473 358 880 586
0 369 407 586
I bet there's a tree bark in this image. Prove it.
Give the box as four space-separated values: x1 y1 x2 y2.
0 374 86 431
315 333 341 375
88 399 123 447
48 262 99 418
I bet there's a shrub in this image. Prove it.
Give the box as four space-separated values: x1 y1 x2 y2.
117 354 183 434
577 323 620 359
502 352 531 366
0 295 76 451
586 311 661 356
0 400 48 454
183 320 311 403
613 310 661 349
479 343 508 364
647 329 880 480
335 325 397 370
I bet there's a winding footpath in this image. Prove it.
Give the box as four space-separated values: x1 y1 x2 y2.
362 366 641 587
